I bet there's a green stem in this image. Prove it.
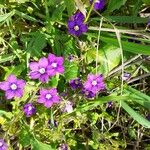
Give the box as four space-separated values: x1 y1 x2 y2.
84 0 96 23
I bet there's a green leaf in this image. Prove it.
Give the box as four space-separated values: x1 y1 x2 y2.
26 32 47 58
86 45 121 76
31 139 55 150
51 3 66 21
19 128 33 147
0 11 14 23
125 86 150 102
106 16 148 24
101 36 150 55
0 110 13 119
64 0 76 16
121 101 150 128
124 86 150 109
64 60 78 81
105 0 127 13
0 54 16 64
142 0 150 5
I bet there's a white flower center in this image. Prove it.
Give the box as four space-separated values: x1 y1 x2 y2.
28 106 33 111
74 25 79 31
92 80 97 86
96 0 101 3
75 80 79 84
0 142 3 147
46 94 52 100
51 63 57 68
10 83 17 90
39 68 46 74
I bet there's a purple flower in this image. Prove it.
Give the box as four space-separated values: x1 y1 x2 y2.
82 88 96 99
58 143 68 150
48 54 64 77
146 114 150 121
23 103 36 117
62 101 73 113
90 0 105 11
148 20 150 26
29 57 50 83
68 55 75 62
0 139 8 150
38 88 60 108
0 74 26 100
122 73 131 81
107 101 113 108
68 12 88 36
71 12 85 22
69 78 82 90
48 119 58 127
84 74 105 94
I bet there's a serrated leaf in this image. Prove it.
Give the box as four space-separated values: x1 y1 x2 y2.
26 32 46 58
51 3 66 21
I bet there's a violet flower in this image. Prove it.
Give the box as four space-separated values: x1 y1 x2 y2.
68 55 75 62
58 143 68 150
29 57 51 83
63 101 73 113
84 74 105 94
122 73 131 81
146 114 150 121
47 54 64 77
69 78 82 90
82 88 96 99
68 12 88 36
0 139 8 150
0 74 26 100
107 101 113 108
38 88 60 108
23 103 36 117
90 0 105 11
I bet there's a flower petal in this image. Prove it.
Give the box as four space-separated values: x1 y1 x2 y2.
56 57 64 65
29 62 39 71
5 90 15 99
38 97 46 103
48 54 56 63
7 74 17 83
0 82 10 91
44 100 53 108
15 89 23 98
39 74 49 83
39 57 48 67
17 79 26 89
29 71 40 79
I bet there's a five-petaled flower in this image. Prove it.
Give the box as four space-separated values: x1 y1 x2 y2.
38 88 60 108
23 103 36 117
0 74 26 100
47 53 64 76
82 88 96 99
90 0 105 11
29 57 50 83
68 12 88 36
69 78 82 90
84 74 105 94
0 139 8 150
